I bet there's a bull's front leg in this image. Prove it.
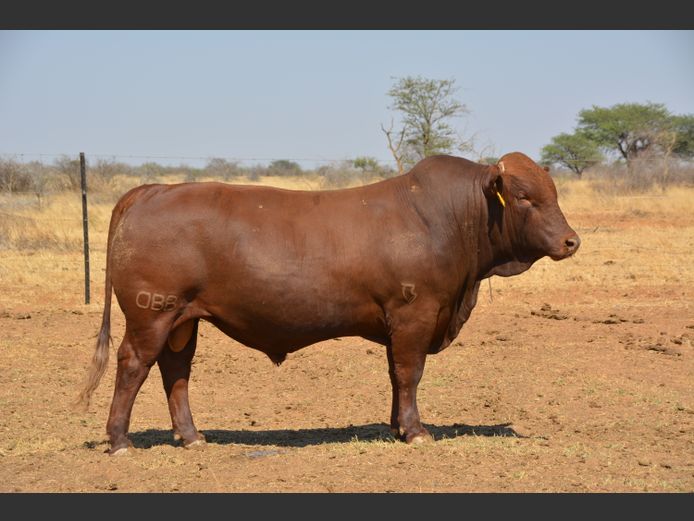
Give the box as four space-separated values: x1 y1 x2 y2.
386 312 436 444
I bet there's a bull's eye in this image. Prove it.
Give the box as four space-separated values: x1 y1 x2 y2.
517 193 532 208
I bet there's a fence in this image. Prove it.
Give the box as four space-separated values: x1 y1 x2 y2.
0 151 400 169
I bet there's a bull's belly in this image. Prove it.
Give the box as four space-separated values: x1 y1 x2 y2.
207 300 387 353
199 289 388 354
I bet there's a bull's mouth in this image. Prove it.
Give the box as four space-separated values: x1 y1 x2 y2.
549 249 576 261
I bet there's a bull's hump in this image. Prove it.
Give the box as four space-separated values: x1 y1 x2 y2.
498 152 539 172
413 154 477 171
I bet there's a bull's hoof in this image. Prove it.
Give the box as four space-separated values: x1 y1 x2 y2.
405 430 433 445
174 429 206 448
408 432 434 444
108 438 133 456
184 439 207 450
392 426 434 444
109 446 130 456
183 433 207 450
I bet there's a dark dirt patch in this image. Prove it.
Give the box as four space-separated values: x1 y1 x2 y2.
531 303 568 320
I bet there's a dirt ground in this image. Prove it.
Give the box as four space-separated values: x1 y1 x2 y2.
0 188 692 492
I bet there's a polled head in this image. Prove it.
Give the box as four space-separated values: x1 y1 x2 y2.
484 152 580 265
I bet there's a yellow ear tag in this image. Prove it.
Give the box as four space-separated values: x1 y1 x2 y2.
496 191 506 207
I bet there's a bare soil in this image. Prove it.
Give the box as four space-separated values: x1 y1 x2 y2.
0 204 692 492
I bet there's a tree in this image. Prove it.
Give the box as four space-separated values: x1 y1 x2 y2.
380 120 407 175
655 114 694 189
671 114 694 159
577 102 674 164
383 76 468 173
540 132 604 176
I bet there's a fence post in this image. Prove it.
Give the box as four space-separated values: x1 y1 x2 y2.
80 152 90 305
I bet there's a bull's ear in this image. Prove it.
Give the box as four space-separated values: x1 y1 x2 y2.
483 168 505 207
543 165 550 172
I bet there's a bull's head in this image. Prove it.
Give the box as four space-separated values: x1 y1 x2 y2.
482 152 580 277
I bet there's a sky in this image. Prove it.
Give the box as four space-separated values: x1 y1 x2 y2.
0 30 692 168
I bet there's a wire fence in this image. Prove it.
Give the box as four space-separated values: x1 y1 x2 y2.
0 151 400 167
2 150 688 165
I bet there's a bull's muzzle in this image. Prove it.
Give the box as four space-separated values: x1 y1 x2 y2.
549 233 581 261
560 233 581 259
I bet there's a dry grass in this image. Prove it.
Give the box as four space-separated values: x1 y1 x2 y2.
555 177 693 217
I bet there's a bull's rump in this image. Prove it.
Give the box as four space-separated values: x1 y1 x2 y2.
109 181 427 344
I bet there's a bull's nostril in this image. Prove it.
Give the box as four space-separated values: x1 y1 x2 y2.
565 236 581 250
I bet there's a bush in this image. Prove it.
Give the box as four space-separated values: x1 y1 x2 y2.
137 162 165 184
246 165 264 182
90 159 131 190
0 159 33 193
318 162 361 189
268 160 302 177
584 159 694 194
205 158 241 181
52 156 83 191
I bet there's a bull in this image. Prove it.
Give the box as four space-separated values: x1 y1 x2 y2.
78 152 580 455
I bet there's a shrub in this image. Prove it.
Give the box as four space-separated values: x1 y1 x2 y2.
318 162 361 189
0 158 33 193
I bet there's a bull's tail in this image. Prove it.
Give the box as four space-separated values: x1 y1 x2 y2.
76 207 120 410
76 300 111 410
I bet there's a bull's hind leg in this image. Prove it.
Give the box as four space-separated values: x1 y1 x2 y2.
106 323 168 455
157 319 205 448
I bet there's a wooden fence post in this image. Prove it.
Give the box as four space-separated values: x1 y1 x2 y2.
80 152 90 304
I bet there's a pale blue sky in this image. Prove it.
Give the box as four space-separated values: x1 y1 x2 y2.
1 30 692 168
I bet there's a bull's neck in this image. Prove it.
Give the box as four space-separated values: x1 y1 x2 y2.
402 167 530 281
402 168 493 284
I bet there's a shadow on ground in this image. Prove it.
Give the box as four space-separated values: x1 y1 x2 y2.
119 422 524 450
